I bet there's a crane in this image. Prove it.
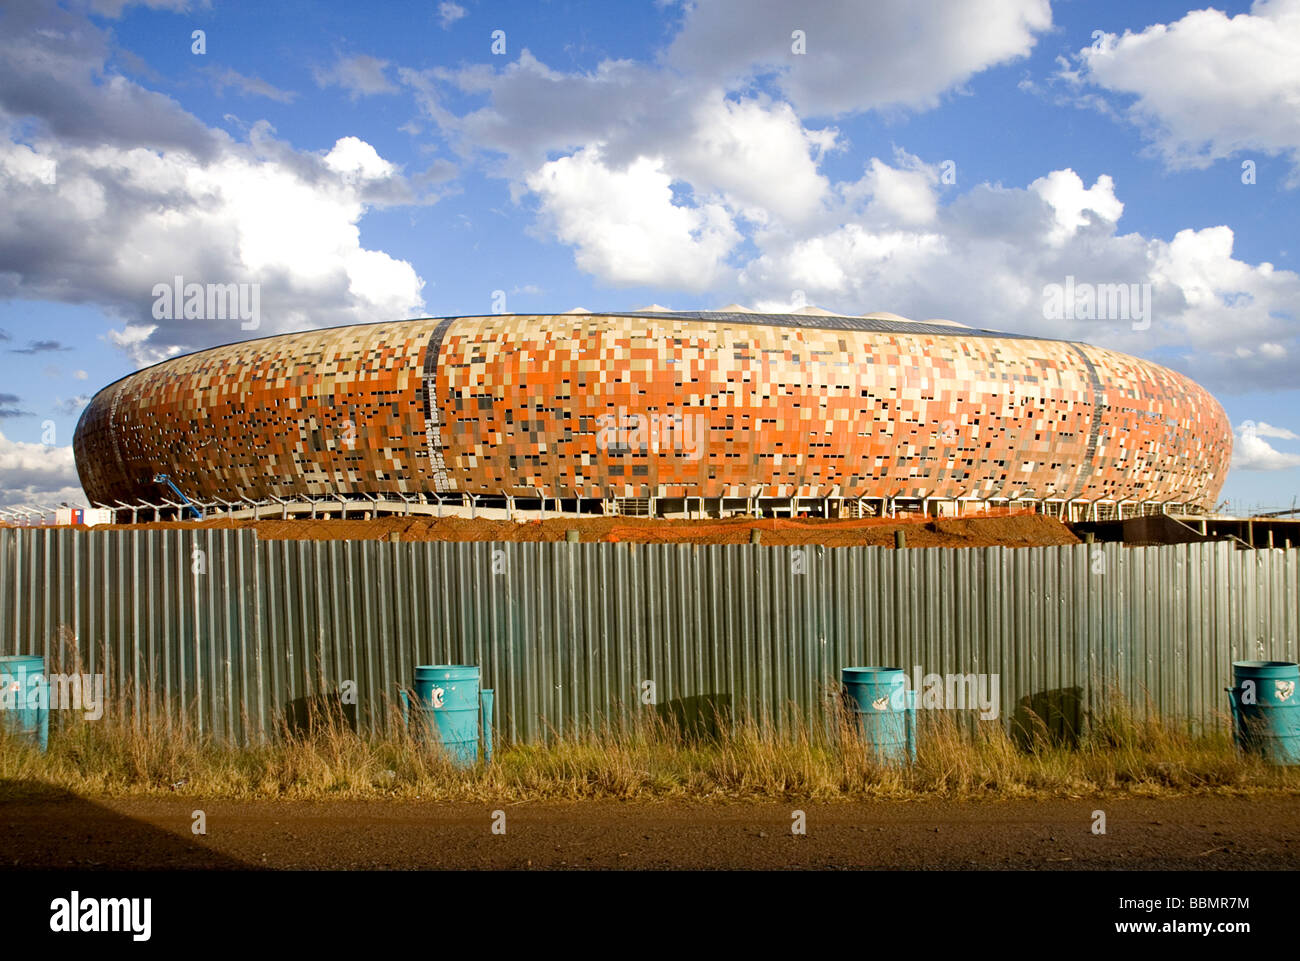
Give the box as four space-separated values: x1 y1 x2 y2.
152 474 203 520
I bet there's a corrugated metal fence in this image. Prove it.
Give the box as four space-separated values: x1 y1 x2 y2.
2 529 1297 744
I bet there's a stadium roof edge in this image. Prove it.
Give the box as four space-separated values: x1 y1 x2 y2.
78 310 1089 407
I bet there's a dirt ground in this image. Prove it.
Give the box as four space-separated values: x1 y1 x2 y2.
64 512 1079 548
2 794 1294 870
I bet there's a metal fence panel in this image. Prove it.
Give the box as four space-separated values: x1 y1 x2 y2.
3 528 1298 745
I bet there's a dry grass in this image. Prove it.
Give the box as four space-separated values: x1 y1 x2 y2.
1 693 1296 803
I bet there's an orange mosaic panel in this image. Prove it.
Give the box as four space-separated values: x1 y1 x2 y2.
74 313 1232 509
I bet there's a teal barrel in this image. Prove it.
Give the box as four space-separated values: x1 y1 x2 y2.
1227 660 1300 765
479 689 494 765
413 665 481 766
0 655 49 753
842 667 913 764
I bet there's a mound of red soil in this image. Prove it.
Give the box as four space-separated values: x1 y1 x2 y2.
72 511 1078 548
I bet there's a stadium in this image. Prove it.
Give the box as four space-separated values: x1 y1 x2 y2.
72 308 1232 520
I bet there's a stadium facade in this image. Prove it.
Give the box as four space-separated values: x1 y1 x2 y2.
73 310 1232 518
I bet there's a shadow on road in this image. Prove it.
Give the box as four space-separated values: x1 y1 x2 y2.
0 779 256 870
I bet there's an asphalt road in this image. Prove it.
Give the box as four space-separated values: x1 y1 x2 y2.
3 793 1298 870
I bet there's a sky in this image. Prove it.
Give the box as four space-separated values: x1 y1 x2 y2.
0 0 1298 514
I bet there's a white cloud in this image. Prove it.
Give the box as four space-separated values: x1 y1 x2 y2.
1070 0 1300 181
324 136 397 181
0 141 57 185
0 132 427 366
1148 226 1300 388
1029 169 1124 246
744 225 948 303
208 67 297 104
843 152 942 227
313 54 397 99
423 54 841 219
0 429 82 510
669 95 835 227
1240 420 1300 441
438 2 466 29
418 53 845 257
1233 420 1300 470
526 146 740 290
667 0 1052 116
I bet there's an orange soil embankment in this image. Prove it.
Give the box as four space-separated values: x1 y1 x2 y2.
68 511 1080 548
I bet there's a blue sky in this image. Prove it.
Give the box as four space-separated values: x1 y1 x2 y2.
1 0 1298 512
